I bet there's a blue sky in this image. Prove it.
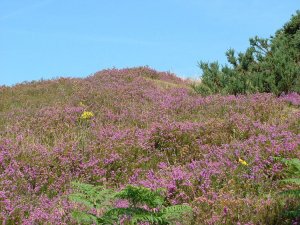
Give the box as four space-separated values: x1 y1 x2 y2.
0 0 298 85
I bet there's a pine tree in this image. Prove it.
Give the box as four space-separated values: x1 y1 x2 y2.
194 10 300 95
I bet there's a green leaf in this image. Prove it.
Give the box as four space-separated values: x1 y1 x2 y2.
115 185 165 208
161 205 193 221
282 178 300 185
280 189 300 197
71 210 99 224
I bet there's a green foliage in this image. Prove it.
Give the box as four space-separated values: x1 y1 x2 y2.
69 182 193 225
115 185 165 208
191 82 212 96
198 62 226 95
194 11 300 95
276 158 300 220
69 182 115 224
69 182 115 209
160 205 193 223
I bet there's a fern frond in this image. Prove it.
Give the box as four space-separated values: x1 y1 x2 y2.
161 205 193 221
103 207 149 217
104 207 167 225
71 210 99 224
69 193 96 208
284 158 300 173
71 181 100 193
131 213 166 225
283 207 300 218
278 158 300 176
280 189 300 197
282 178 300 185
69 182 192 225
70 181 114 209
277 158 300 221
115 185 165 208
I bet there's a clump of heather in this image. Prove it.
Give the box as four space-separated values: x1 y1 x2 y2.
0 67 299 224
280 92 300 106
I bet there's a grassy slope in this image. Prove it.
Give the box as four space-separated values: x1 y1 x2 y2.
0 67 299 224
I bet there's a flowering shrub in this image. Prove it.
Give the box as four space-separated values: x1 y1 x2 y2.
0 67 299 224
80 111 94 120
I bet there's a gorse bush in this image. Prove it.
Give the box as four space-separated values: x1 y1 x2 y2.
194 10 300 96
69 182 193 224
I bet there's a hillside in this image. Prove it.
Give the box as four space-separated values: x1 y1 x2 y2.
0 67 300 224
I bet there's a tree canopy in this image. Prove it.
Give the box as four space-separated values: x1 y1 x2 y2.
194 10 300 95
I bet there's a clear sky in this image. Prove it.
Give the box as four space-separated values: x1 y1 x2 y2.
0 0 298 85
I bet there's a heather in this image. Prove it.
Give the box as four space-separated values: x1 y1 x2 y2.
0 67 299 224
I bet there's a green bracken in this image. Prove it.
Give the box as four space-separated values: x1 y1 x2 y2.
69 182 193 224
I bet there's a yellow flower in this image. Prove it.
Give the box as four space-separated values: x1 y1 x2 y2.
81 111 94 120
79 102 86 107
238 158 248 166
